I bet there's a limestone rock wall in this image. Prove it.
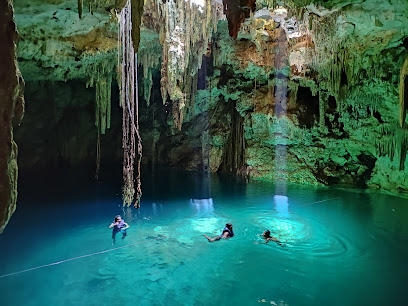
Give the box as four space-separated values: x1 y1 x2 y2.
144 2 408 194
9 0 408 200
198 2 408 193
14 0 118 81
0 0 25 233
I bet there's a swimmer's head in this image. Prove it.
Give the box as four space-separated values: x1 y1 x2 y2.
114 215 122 222
225 223 233 230
263 230 271 238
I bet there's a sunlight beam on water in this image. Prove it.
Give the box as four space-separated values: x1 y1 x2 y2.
190 217 224 233
190 198 214 214
189 198 225 233
2 172 408 305
274 195 289 216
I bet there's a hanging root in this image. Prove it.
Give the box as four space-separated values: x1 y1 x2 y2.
95 128 101 180
400 58 408 128
119 0 142 207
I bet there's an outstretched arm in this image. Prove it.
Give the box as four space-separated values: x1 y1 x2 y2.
255 238 281 245
256 239 269 244
269 237 282 245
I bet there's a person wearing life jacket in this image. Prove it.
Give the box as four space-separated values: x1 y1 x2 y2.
109 215 129 243
203 223 234 242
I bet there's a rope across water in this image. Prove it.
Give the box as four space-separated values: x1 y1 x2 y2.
300 197 340 206
0 236 168 279
0 198 340 279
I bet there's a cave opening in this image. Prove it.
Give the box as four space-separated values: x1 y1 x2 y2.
1 2 408 303
14 80 123 174
293 86 319 128
219 100 245 177
327 95 337 112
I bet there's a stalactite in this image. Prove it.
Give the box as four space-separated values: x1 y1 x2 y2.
131 0 144 51
138 35 161 105
344 83 381 115
86 59 115 135
399 58 408 128
375 124 408 171
288 80 299 100
191 74 199 111
86 59 114 178
153 0 223 129
319 91 327 130
258 0 275 9
119 0 142 207
77 0 111 16
222 0 256 39
220 101 246 176
307 11 349 98
78 0 83 19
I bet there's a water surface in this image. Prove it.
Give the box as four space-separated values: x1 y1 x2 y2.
1 168 408 305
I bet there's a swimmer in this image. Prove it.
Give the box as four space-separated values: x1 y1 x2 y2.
109 215 129 243
203 223 234 242
256 230 282 245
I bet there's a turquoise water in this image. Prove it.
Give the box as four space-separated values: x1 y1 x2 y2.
1 169 408 305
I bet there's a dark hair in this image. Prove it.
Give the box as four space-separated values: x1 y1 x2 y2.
224 223 234 237
264 230 271 238
114 215 121 222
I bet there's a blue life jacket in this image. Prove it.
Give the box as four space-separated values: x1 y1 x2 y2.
113 220 125 231
223 227 234 237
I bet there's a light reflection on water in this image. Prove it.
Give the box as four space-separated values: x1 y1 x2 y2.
0 169 407 305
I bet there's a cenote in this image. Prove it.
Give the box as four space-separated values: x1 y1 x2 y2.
1 169 408 305
1 0 408 305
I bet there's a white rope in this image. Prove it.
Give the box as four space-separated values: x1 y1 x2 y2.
0 236 168 279
0 198 340 279
300 197 340 206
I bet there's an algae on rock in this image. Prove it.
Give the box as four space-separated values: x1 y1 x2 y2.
152 0 223 129
0 0 25 233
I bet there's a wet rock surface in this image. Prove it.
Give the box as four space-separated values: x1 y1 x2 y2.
10 0 408 196
0 0 25 233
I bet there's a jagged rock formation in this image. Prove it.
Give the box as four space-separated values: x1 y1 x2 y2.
8 0 408 204
222 0 256 39
15 0 118 81
146 0 224 130
206 1 407 191
137 1 408 192
0 0 25 233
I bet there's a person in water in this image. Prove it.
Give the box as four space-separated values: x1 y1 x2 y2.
258 230 281 245
109 215 129 243
203 223 234 242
